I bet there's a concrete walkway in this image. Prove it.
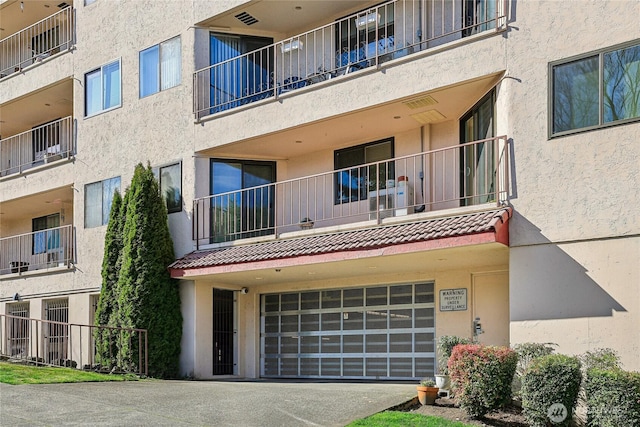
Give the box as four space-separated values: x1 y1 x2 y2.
0 380 416 426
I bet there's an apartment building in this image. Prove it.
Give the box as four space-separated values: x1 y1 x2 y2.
0 0 638 380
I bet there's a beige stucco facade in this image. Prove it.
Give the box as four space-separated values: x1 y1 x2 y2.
1 0 638 378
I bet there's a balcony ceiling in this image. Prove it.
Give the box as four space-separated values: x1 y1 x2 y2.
197 1 378 37
199 72 503 160
0 0 68 37
0 185 73 225
0 78 73 137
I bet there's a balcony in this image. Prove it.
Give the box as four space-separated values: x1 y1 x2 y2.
0 225 74 276
194 0 507 118
193 136 509 247
0 6 74 79
0 115 74 177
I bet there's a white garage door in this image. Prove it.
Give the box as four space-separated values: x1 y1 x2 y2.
260 282 435 380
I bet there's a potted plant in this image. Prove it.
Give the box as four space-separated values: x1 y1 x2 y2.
417 378 439 405
436 335 472 391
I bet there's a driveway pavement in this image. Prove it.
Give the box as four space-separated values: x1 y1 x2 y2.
0 379 416 426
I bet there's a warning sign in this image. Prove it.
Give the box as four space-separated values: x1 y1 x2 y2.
439 288 467 311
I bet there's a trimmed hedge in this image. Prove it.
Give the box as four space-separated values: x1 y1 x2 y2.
437 335 472 375
521 354 582 427
448 344 518 418
586 368 640 427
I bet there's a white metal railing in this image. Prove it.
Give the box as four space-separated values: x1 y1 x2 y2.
0 313 148 376
0 116 74 177
193 136 509 247
0 6 74 78
194 0 507 117
0 225 73 275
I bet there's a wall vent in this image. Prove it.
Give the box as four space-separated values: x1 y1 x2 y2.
235 12 259 26
410 110 446 124
402 95 438 109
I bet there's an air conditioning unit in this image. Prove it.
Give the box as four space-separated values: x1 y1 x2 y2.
369 189 395 220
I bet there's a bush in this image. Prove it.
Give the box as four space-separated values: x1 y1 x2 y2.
512 342 556 397
521 354 582 427
436 335 472 374
448 344 518 418
585 368 640 426
581 348 620 372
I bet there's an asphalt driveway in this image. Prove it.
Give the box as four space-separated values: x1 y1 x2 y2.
0 379 416 426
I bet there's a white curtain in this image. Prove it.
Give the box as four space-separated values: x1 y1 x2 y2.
161 36 181 90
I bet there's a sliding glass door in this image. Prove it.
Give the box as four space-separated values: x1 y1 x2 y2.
460 90 495 206
210 33 273 113
210 159 276 242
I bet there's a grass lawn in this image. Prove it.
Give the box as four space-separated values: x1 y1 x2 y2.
346 411 473 426
0 361 139 385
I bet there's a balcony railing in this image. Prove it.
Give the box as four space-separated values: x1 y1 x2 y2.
194 0 507 117
0 6 74 78
0 225 74 275
0 313 148 376
193 136 509 247
0 116 74 177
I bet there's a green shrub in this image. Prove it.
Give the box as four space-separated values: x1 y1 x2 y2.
585 368 640 426
436 335 472 374
448 344 518 418
521 354 582 427
511 342 556 397
581 348 621 371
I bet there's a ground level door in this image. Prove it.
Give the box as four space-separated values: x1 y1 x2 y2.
260 283 435 380
213 289 235 375
472 272 509 346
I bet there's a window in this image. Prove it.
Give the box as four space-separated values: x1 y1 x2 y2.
460 90 496 206
336 3 394 68
334 138 394 204
210 159 275 242
152 162 182 213
32 213 60 255
551 40 640 136
85 176 121 228
139 36 181 98
85 0 97 5
85 60 121 117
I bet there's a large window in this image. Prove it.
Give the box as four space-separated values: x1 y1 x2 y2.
85 176 121 228
551 40 640 136
139 36 181 98
336 3 394 69
85 60 121 117
210 159 275 242
334 138 394 204
152 162 182 213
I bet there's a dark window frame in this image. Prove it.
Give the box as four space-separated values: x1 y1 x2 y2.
334 137 395 204
549 39 640 138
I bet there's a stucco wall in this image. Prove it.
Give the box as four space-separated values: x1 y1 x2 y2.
510 236 640 371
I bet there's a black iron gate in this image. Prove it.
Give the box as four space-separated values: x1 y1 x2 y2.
213 289 234 375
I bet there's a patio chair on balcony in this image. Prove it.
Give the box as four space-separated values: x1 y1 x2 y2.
334 46 369 76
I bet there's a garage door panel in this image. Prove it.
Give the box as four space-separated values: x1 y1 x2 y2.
261 282 435 380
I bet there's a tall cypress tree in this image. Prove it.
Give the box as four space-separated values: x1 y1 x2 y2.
117 163 182 378
94 190 123 368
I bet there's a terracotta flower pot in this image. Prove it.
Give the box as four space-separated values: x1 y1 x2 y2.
417 385 439 405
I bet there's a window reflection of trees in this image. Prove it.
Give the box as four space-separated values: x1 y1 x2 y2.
553 43 640 134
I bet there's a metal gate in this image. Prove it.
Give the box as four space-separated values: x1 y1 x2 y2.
213 289 235 375
44 298 69 364
7 302 29 357
260 283 435 380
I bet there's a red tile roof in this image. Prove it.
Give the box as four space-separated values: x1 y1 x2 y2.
169 208 511 274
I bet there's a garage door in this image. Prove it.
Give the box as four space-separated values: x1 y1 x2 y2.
260 282 435 380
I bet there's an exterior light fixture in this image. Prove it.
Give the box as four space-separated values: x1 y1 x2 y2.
281 40 303 53
356 12 379 29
